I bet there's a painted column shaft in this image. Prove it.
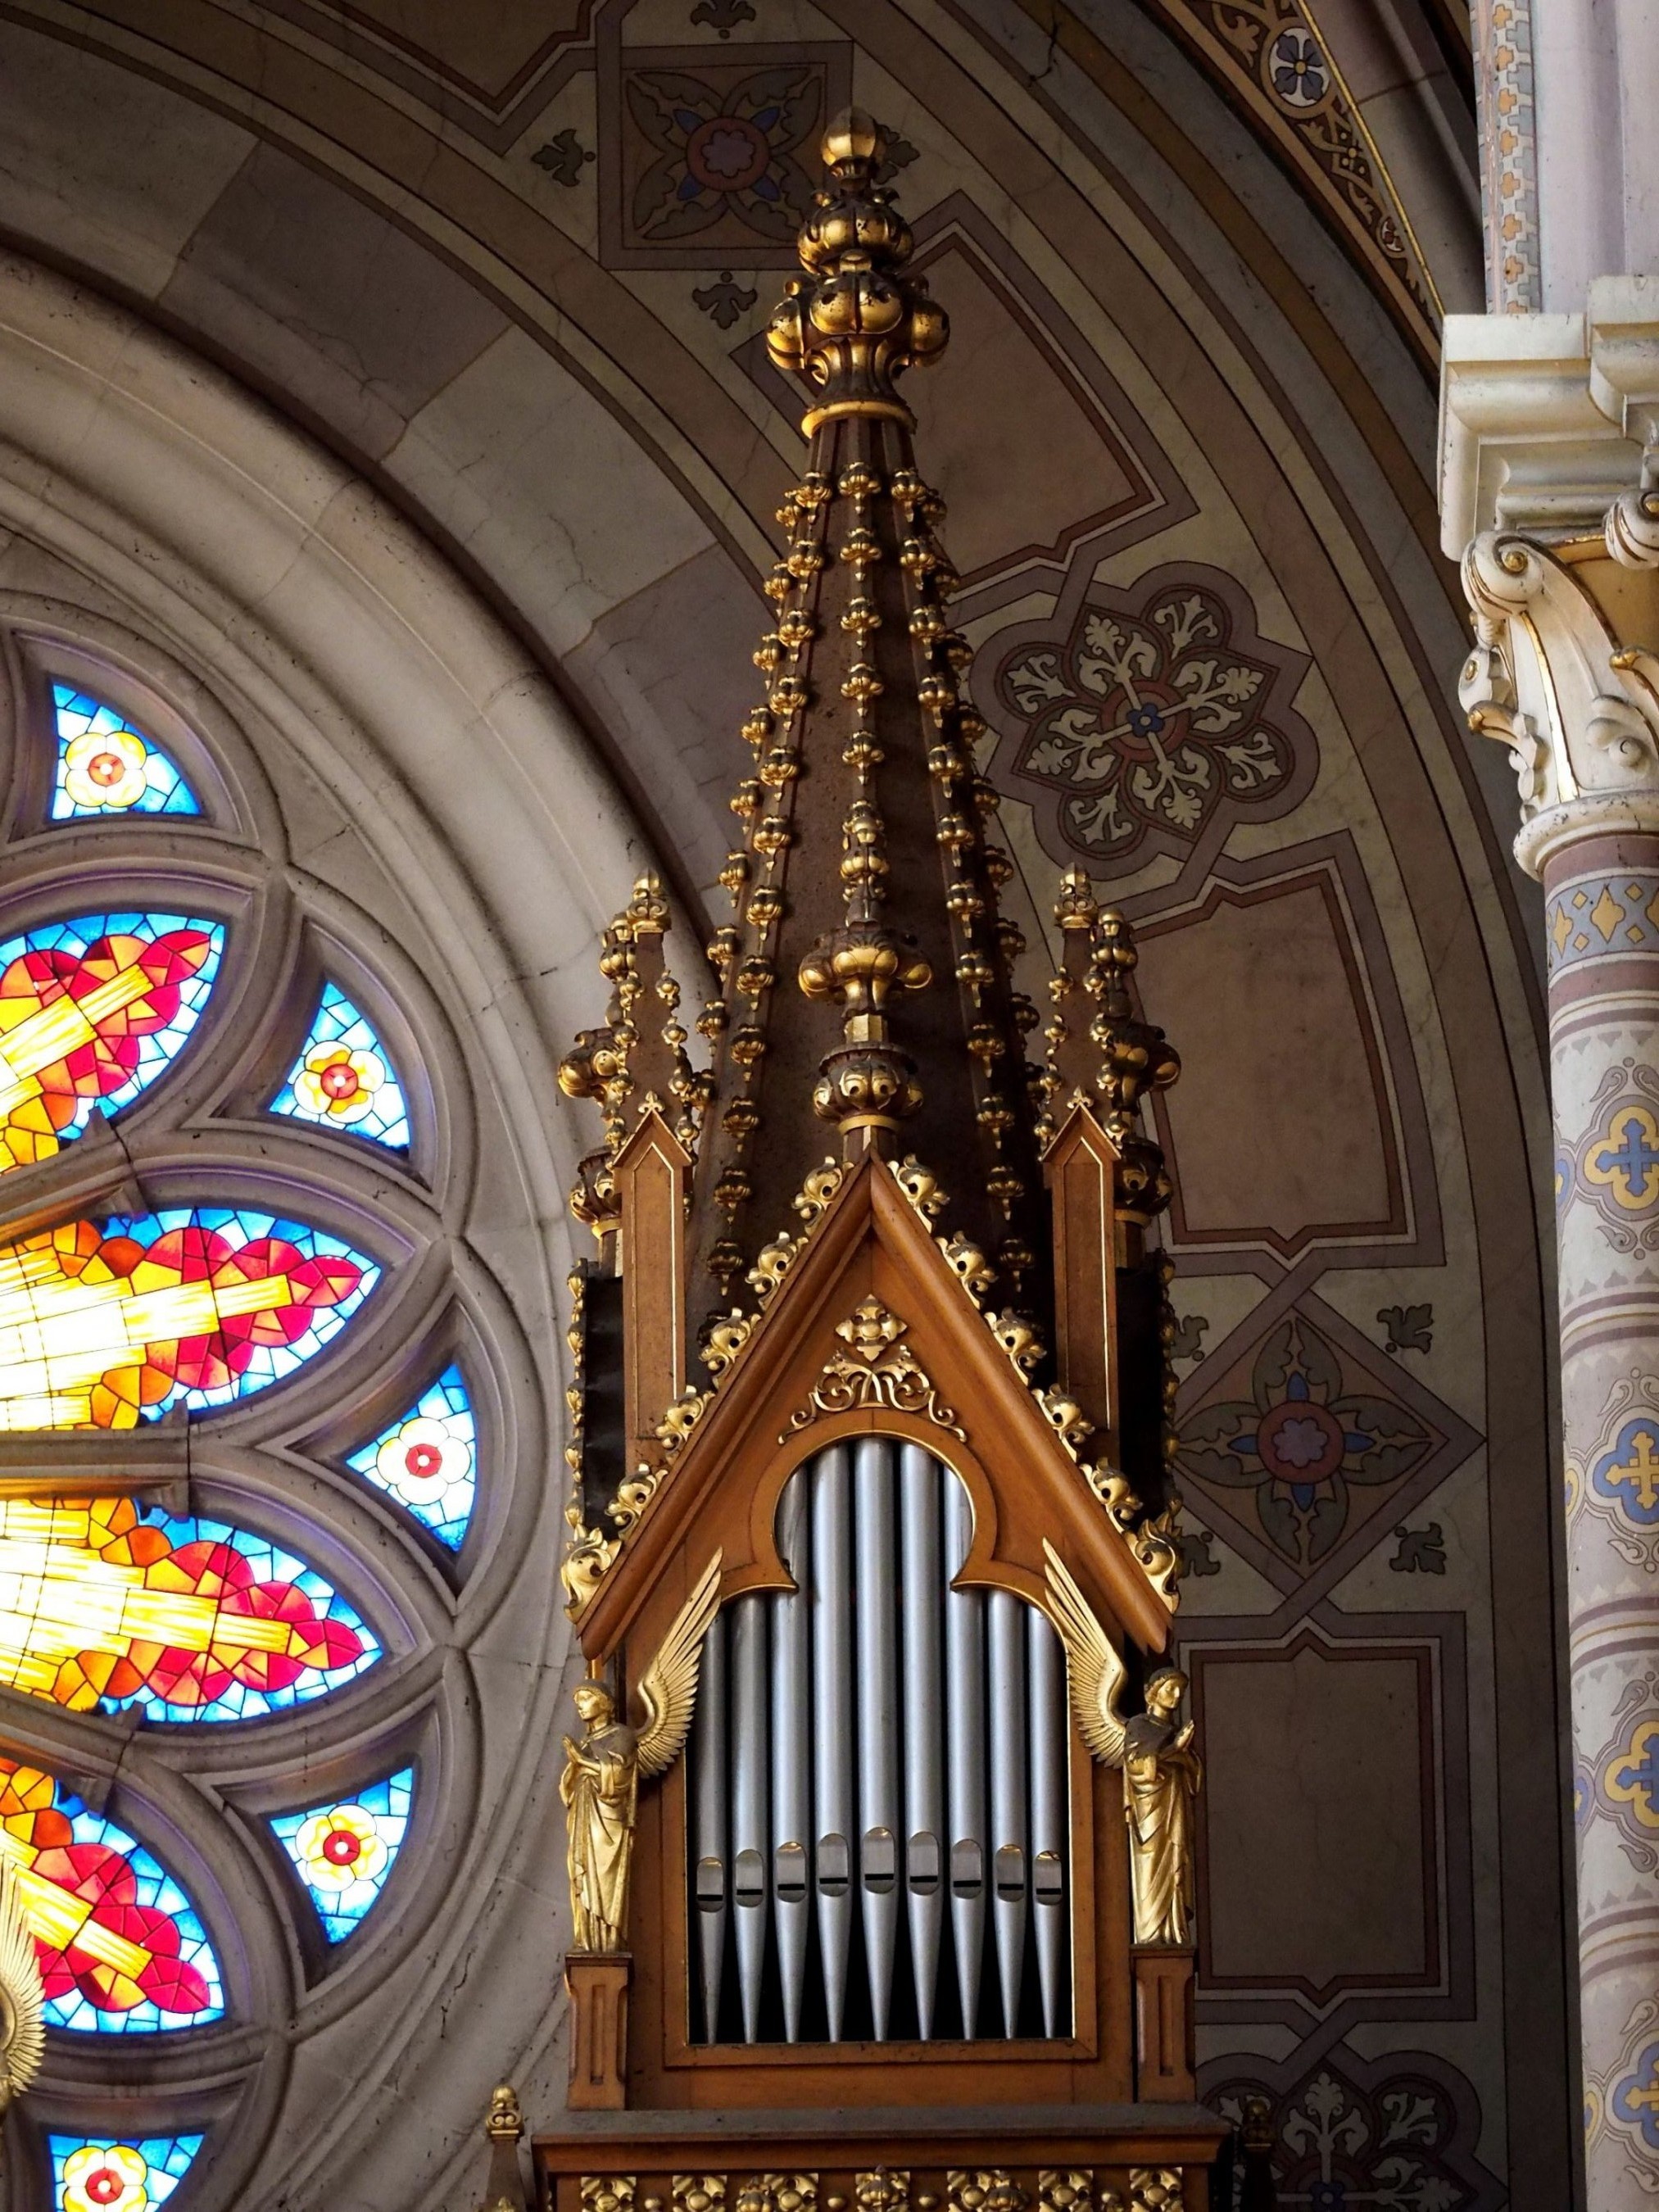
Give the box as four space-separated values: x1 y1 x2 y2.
1547 828 1659 2205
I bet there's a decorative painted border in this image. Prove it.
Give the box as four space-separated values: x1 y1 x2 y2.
1114 0 1442 357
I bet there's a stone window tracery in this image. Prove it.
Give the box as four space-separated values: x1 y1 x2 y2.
0 628 501 2210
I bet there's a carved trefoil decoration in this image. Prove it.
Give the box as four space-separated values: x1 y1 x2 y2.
782 1297 967 1439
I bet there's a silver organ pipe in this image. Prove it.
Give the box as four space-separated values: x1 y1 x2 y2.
944 1466 987 2038
688 1441 1071 2047
771 1468 812 2042
1027 1604 1069 2035
987 1590 1030 2036
854 1435 900 2041
900 1442 945 2037
730 1592 769 2042
691 1606 728 2041
810 1443 854 2039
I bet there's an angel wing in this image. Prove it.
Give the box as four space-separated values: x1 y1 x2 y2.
0 1852 44 2108
1042 1538 1130 1768
635 1548 723 1779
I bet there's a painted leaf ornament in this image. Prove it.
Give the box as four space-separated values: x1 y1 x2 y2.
0 1208 377 1429
0 1759 222 2031
0 914 222 1172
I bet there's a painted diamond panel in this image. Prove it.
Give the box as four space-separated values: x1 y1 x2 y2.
0 1208 377 1429
270 1768 412 1941
0 1494 378 1719
272 983 410 1150
346 1365 475 1547
50 686 201 820
0 1758 223 2031
0 913 222 1173
52 2135 204 2212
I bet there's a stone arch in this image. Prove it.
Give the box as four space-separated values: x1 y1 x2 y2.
0 247 634 2212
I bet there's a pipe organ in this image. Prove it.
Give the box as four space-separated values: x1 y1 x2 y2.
691 1444 1070 2047
542 107 1227 2212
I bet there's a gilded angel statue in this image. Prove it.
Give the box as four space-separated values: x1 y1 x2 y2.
0 1852 44 2112
562 1551 723 1953
1043 1539 1201 1947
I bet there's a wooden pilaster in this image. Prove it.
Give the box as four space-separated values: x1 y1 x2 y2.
1132 1944 1195 2100
614 1109 690 1470
1044 1104 1122 1459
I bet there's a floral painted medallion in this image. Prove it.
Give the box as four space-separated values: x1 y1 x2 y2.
981 564 1317 882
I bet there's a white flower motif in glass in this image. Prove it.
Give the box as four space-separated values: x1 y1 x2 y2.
270 1769 413 1942
272 984 410 1149
50 687 201 819
347 1365 475 1548
52 2137 204 2212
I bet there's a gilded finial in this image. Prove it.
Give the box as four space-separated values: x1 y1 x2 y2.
627 871 669 932
558 879 705 1240
485 2084 524 2143
821 106 883 170
765 106 948 437
1054 866 1099 931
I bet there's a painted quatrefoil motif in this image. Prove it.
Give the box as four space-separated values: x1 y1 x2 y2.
982 564 1318 880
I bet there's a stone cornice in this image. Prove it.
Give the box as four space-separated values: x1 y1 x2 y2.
1439 278 1659 552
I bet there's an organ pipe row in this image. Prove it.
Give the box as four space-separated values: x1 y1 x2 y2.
688 1439 1071 2044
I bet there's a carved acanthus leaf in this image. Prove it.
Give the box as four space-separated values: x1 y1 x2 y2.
1461 528 1659 864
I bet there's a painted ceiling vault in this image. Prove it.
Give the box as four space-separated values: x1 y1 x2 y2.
0 1 1566 2208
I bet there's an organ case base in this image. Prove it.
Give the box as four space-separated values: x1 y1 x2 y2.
536 2105 1227 2212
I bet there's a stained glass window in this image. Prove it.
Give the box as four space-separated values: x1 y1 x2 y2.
50 685 200 820
0 1758 223 2031
272 983 410 1150
347 1366 475 1548
0 1208 378 1430
51 2135 204 2212
0 1495 378 1720
0 913 222 1173
270 1769 413 1941
0 638 506 2191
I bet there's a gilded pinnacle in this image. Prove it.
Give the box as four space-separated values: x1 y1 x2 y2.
764 107 949 437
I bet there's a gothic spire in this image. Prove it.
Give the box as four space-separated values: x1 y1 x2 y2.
682 111 1048 1353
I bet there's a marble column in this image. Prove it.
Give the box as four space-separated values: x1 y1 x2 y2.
1451 381 1659 2200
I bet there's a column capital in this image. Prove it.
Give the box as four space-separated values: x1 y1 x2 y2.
1459 528 1659 875
1443 288 1659 877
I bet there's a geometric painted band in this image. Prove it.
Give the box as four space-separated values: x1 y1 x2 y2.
1547 872 1659 978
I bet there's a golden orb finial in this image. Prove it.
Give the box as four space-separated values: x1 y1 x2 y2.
822 107 883 170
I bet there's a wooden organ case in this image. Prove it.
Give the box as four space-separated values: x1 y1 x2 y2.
545 112 1226 2212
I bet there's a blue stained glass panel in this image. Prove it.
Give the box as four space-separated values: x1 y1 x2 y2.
272 984 410 1150
346 1364 475 1548
50 2134 205 2212
270 1768 414 1942
0 1208 379 1431
50 684 201 819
